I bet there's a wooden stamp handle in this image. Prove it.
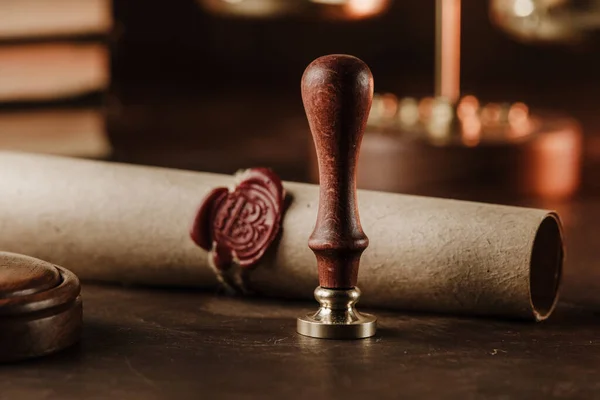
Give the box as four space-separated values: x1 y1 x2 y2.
301 54 373 289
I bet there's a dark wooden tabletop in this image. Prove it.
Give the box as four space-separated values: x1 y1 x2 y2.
2 283 600 400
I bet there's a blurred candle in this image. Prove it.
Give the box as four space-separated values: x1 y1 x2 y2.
435 0 461 103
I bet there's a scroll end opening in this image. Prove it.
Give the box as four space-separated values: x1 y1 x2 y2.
530 214 563 321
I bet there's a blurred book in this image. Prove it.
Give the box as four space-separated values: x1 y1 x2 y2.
0 0 112 158
0 109 111 158
0 43 109 103
0 0 112 40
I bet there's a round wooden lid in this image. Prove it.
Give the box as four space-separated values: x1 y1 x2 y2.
0 254 61 298
0 252 82 363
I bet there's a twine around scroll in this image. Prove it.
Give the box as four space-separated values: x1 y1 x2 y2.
190 168 286 294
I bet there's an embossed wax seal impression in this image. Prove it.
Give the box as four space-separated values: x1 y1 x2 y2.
191 168 285 285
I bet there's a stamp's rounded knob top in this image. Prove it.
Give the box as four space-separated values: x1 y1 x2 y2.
0 252 82 363
301 55 373 136
301 54 373 289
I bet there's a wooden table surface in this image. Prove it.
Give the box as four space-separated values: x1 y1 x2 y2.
1 284 599 400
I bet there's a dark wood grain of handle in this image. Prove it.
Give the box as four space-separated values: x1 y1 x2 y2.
301 54 373 289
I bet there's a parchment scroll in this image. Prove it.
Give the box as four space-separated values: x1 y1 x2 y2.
0 152 563 320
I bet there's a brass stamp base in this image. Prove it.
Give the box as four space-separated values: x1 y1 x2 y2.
296 287 377 339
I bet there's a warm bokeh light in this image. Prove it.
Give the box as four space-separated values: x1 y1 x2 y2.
513 0 535 18
418 97 434 122
524 124 582 199
461 116 482 146
480 103 502 126
346 0 388 18
398 98 419 126
200 0 297 18
456 95 480 120
431 99 454 123
508 102 531 138
367 93 535 147
380 93 399 119
428 99 454 143
367 93 398 127
508 102 529 123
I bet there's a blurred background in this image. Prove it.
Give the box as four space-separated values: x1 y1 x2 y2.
2 0 600 203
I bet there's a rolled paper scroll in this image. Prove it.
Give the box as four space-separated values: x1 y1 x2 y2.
0 151 563 320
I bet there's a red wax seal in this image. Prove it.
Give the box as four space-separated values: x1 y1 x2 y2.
191 168 285 271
